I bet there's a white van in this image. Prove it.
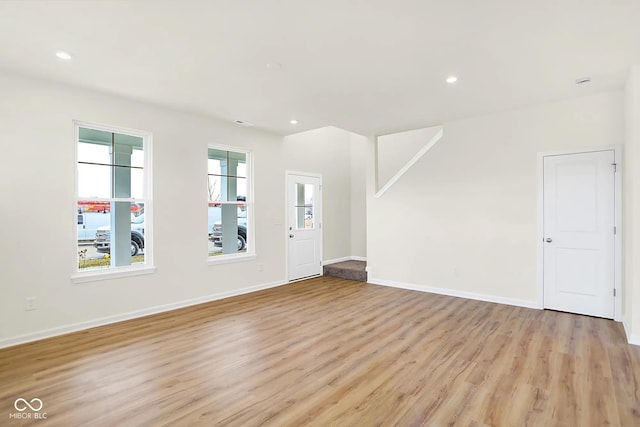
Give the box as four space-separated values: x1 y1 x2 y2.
77 212 111 242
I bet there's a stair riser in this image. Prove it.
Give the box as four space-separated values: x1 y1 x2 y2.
323 267 367 282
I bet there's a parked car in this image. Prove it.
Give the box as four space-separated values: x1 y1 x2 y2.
93 209 222 256
210 211 247 251
77 212 111 242
208 206 221 237
94 214 145 256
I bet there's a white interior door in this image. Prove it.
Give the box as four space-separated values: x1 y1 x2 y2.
287 173 322 281
543 150 615 318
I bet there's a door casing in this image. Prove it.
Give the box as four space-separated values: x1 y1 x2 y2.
536 145 622 321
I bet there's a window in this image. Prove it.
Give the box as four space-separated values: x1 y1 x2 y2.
295 183 315 229
75 122 152 278
207 146 252 260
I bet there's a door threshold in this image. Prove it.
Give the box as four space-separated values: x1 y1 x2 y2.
289 274 321 283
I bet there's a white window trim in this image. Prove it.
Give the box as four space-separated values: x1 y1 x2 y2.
207 253 257 266
207 143 255 265
72 120 154 283
71 265 156 284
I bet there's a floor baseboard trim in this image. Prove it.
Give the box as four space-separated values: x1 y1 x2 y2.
323 256 367 266
622 317 640 346
369 277 541 310
0 279 288 350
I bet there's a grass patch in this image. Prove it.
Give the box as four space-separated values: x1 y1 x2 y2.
79 255 144 269
208 249 247 257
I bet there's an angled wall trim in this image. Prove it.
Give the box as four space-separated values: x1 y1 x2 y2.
375 126 443 198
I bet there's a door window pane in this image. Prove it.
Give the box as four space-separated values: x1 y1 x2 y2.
295 183 314 230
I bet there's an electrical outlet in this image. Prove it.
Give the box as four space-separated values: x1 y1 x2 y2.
258 264 264 272
25 297 36 311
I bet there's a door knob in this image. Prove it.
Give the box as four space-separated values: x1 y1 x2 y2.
545 238 552 243
289 234 295 238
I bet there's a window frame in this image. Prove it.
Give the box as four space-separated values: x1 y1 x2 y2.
207 143 255 265
71 120 155 283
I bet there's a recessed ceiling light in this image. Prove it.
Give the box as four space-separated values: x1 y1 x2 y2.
446 76 458 84
266 62 282 70
56 51 72 60
575 77 591 85
290 119 298 125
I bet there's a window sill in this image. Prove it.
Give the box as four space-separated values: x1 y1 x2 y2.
207 252 256 266
71 265 156 284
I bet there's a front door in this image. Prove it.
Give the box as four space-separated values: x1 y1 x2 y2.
543 150 615 318
287 173 322 281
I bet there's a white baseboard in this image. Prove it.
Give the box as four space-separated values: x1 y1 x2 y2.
370 279 640 345
323 256 367 266
0 279 288 350
622 316 640 346
622 316 631 340
368 277 541 310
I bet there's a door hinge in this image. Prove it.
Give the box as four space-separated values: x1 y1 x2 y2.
612 163 617 173
614 226 617 235
614 288 616 297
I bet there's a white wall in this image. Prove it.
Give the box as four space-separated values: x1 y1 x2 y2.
1 70 632 347
350 133 367 258
624 66 640 343
367 91 624 307
0 72 287 346
283 127 367 262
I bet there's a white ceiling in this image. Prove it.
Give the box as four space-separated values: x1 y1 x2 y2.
1 0 639 136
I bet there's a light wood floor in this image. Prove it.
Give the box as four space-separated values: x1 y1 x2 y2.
1 277 639 426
